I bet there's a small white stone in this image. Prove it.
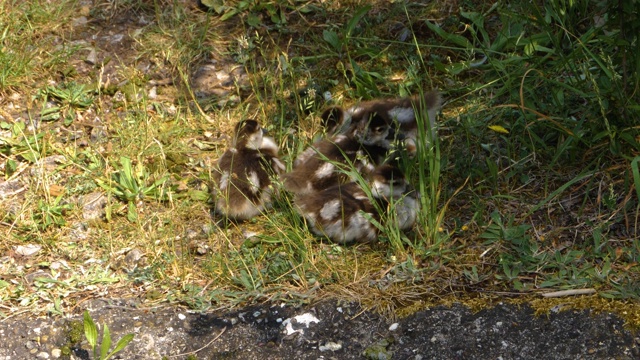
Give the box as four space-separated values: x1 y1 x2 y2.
51 348 62 358
14 244 42 257
36 352 50 359
388 323 399 331
319 341 342 352
148 86 157 99
178 313 186 320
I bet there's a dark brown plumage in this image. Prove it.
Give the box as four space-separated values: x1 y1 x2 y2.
211 119 285 220
294 163 419 244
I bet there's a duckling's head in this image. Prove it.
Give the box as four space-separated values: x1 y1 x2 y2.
351 111 391 148
320 106 348 135
370 163 408 199
233 119 264 150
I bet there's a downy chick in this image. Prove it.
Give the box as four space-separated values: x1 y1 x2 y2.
211 119 285 220
294 163 419 244
351 91 442 155
284 108 391 195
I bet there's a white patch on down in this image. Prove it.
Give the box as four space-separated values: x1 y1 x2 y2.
260 136 278 153
320 199 341 220
371 180 392 199
348 106 363 116
216 198 261 220
219 171 230 190
294 146 316 167
247 171 260 193
388 106 416 123
282 313 321 336
246 131 264 150
317 210 377 243
347 213 377 242
395 195 419 230
315 162 335 179
271 157 286 173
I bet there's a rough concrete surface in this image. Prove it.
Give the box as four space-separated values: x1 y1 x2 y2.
0 300 637 359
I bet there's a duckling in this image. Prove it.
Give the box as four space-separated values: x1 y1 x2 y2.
292 106 349 169
294 163 419 244
211 119 285 220
351 91 442 155
284 109 392 195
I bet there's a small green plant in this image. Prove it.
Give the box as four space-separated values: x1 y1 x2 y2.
83 310 135 360
96 156 169 221
38 81 95 124
34 195 73 230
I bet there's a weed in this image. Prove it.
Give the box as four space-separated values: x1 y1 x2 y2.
96 156 170 221
83 310 135 360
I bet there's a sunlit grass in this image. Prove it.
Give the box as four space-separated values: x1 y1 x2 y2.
0 0 639 327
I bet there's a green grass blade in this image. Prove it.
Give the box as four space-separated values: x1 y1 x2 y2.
526 170 595 217
345 5 372 38
631 157 640 202
423 20 472 48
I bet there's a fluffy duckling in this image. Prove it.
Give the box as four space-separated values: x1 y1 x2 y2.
351 91 442 154
284 108 391 195
294 163 419 244
211 119 285 220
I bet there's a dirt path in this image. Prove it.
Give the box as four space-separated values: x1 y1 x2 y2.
1 300 637 359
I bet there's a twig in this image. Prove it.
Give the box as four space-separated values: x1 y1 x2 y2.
541 288 596 298
167 326 227 359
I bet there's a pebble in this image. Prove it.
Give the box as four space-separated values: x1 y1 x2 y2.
36 352 50 359
80 192 107 220
319 341 342 352
15 244 42 257
388 323 399 331
51 349 61 359
85 48 98 65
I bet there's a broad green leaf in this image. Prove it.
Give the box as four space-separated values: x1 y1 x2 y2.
322 30 341 52
107 333 135 359
101 324 112 360
83 311 98 350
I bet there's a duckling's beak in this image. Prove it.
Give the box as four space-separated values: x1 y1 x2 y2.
261 128 268 135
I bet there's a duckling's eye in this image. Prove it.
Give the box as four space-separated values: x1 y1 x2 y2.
374 127 384 133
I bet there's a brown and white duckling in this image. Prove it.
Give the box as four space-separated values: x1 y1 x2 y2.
284 109 391 195
211 119 285 220
351 91 442 155
294 163 419 244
